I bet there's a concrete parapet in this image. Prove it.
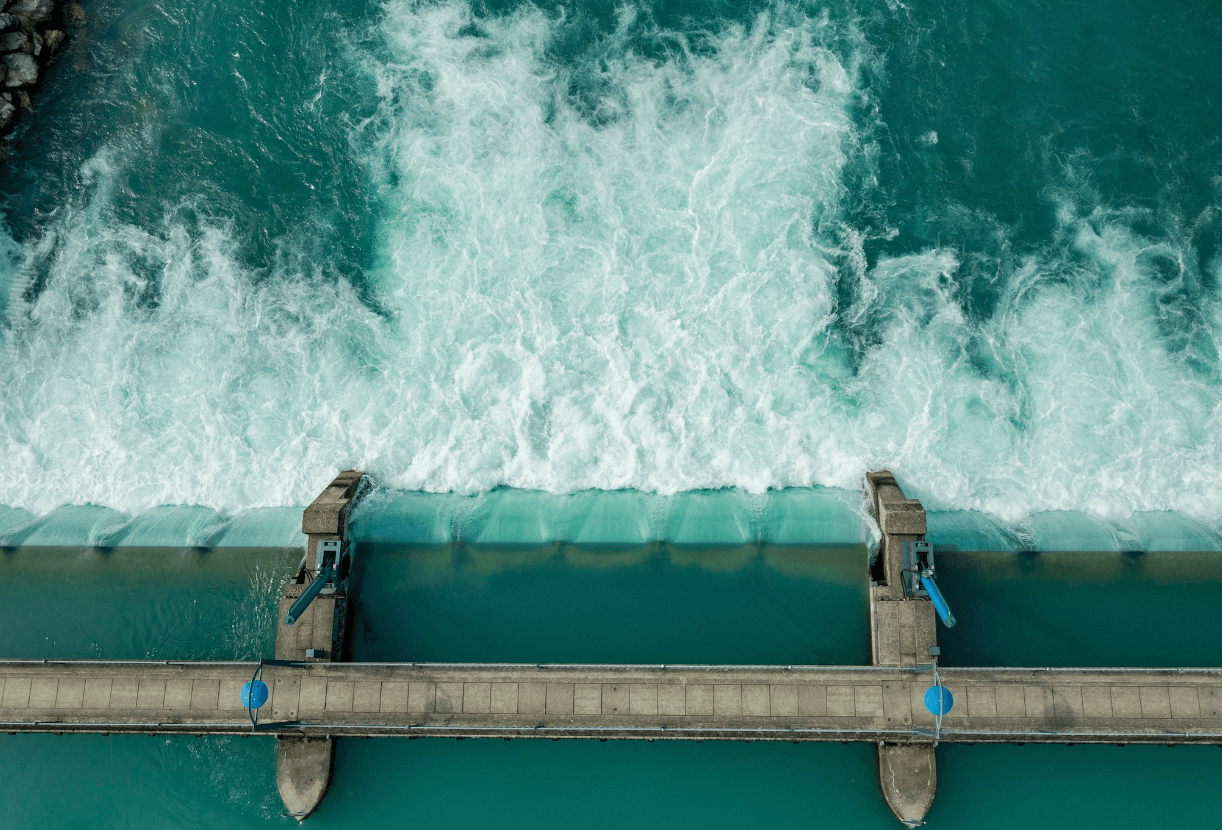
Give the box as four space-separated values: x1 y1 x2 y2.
301 470 366 536
879 500 927 537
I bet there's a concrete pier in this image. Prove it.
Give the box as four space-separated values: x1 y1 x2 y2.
273 470 367 820
878 744 936 827
277 738 335 821
866 471 938 826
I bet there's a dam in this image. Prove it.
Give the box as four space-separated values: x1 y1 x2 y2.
2 0 1221 825
4 472 1218 827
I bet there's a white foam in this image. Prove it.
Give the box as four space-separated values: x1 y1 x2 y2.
0 1 1220 538
863 212 1222 525
350 1 865 497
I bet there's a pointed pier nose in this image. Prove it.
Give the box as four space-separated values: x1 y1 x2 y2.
277 737 335 821
878 743 936 827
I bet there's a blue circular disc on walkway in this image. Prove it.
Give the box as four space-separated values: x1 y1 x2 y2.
923 685 953 715
242 679 269 709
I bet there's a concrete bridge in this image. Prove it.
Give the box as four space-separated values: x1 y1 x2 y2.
4 661 1219 744
3 471 1219 826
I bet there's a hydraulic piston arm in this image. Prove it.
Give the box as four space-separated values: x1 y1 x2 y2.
284 539 343 627
901 540 956 628
284 564 336 626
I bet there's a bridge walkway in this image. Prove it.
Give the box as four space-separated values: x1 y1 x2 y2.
3 661 1220 744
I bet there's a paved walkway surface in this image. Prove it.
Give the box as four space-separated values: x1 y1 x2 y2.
2 661 1220 743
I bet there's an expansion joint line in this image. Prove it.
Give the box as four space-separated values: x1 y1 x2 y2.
246 661 265 729
932 662 943 746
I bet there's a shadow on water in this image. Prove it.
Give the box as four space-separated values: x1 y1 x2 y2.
936 550 1222 667
349 541 869 665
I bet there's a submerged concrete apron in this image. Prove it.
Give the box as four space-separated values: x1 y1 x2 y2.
3 661 1220 743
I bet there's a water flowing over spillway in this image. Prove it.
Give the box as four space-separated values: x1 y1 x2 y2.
2 0 1220 534
4 3 1222 827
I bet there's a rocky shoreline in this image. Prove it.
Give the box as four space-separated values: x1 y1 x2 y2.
1 0 83 138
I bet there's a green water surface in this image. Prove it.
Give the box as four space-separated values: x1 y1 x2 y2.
2 545 1221 828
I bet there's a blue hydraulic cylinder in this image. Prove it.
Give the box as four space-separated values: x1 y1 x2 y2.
284 565 336 626
919 572 956 627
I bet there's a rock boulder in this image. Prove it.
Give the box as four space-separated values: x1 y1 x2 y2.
0 32 26 51
0 95 15 130
7 0 56 26
2 52 37 87
64 2 86 26
42 29 65 62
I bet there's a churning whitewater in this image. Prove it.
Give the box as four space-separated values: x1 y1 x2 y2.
1 0 1220 526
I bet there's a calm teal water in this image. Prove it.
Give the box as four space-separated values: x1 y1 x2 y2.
349 542 868 663
3 544 1222 827
937 550 1222 667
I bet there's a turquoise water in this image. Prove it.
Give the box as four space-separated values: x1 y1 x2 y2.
3 544 1222 827
3 0 1222 824
6 488 1222 554
7 734 1222 829
937 550 1222 668
0 547 290 659
350 542 869 663
1 0 1221 525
